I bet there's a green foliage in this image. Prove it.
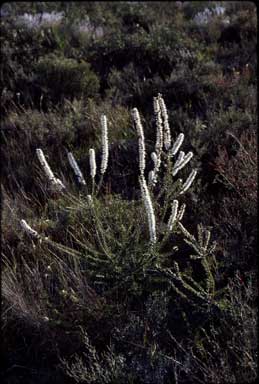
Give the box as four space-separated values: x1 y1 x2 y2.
34 54 100 104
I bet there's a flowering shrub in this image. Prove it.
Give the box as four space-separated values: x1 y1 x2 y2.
4 95 227 381
3 90 257 383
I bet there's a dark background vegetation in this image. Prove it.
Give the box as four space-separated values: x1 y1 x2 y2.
1 2 257 383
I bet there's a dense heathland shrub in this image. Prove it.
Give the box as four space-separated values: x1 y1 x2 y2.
34 54 100 104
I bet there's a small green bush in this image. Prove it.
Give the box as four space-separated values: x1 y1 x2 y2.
35 54 100 104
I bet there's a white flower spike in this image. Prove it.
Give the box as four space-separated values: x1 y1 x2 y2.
36 148 65 191
139 176 156 243
67 152 86 185
89 148 97 180
20 219 40 238
170 133 185 156
132 107 146 175
179 169 197 195
100 114 109 175
158 94 171 150
168 200 179 231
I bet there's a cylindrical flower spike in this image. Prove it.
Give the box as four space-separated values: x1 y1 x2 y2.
138 137 146 175
139 176 156 243
153 96 160 114
203 229 211 251
158 94 171 150
170 133 185 156
150 152 159 185
20 219 40 238
148 170 155 186
179 169 197 195
36 148 55 183
177 203 186 221
168 200 179 231
67 152 86 185
100 114 109 175
89 148 97 180
132 108 146 175
174 151 185 169
132 108 144 139
153 97 163 154
36 148 65 191
172 152 193 176
151 152 158 167
152 96 164 182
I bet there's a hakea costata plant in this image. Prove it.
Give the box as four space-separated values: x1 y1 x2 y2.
20 95 219 309
131 93 198 245
129 95 218 309
23 95 202 248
